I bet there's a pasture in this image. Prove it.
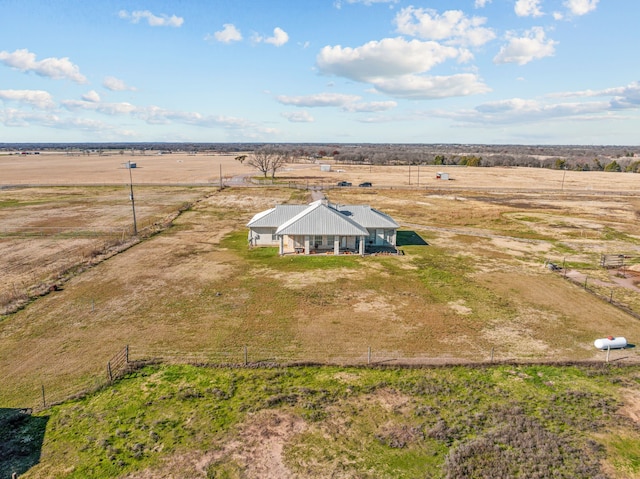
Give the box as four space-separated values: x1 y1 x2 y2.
1 157 640 407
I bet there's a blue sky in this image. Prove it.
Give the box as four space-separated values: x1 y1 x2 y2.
1 0 638 144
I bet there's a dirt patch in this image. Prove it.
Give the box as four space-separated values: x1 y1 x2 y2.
618 388 640 425
259 267 365 290
448 300 473 315
351 290 404 320
212 410 307 479
123 410 306 479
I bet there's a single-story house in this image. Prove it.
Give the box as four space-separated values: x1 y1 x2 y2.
247 199 399 255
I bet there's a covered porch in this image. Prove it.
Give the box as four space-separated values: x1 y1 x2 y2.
279 234 366 256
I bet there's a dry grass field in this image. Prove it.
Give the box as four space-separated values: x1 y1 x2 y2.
1 152 640 409
3 150 640 191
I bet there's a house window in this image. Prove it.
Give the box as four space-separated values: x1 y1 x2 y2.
314 235 323 247
327 235 335 245
272 234 278 241
385 230 394 243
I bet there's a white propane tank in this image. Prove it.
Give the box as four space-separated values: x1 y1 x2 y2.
594 336 627 350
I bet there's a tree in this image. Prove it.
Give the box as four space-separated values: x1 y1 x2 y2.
625 160 640 173
246 147 288 179
592 158 604 171
554 158 566 170
460 155 482 167
604 160 621 172
268 149 288 179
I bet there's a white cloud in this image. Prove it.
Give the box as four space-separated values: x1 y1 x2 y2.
494 27 557 65
60 96 259 131
103 76 136 91
276 93 397 112
211 24 243 43
317 37 460 83
118 10 184 27
276 93 362 107
394 7 495 47
564 0 599 16
334 0 398 8
255 27 289 47
281 111 314 122
62 99 137 115
82 90 101 102
475 0 491 7
0 48 87 83
550 81 640 109
0 89 55 109
342 100 397 112
427 81 640 129
0 108 122 132
515 0 543 17
465 97 608 124
373 73 491 99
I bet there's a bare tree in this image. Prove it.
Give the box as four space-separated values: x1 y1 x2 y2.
246 148 273 178
269 149 289 179
246 147 288 179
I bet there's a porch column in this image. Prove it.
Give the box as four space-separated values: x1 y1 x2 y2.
279 235 284 255
334 236 339 255
304 235 310 255
359 235 365 255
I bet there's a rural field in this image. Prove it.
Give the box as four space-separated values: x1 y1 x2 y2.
1 151 640 478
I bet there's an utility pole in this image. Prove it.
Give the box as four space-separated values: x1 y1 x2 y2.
128 160 138 236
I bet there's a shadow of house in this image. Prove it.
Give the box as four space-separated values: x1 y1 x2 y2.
0 408 49 479
396 230 429 247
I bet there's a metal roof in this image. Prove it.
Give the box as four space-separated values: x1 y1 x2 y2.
246 204 308 227
336 205 399 229
276 202 370 236
248 200 398 236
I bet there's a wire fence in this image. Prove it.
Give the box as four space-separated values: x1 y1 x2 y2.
552 267 640 321
29 342 639 413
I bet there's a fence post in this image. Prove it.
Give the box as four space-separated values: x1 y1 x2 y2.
606 345 611 363
125 345 129 364
584 276 588 289
244 346 248 366
490 347 495 363
107 361 113 382
41 384 46 408
367 346 371 365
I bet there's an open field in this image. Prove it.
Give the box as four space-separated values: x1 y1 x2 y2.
2 151 640 193
1 176 640 409
2 158 640 477
0 186 211 314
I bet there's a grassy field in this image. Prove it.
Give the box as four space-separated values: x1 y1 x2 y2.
0 186 209 314
1 173 640 477
3 363 640 478
1 183 639 408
